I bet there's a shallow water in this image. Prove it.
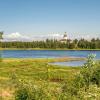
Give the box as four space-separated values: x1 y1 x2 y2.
1 50 100 66
50 61 86 67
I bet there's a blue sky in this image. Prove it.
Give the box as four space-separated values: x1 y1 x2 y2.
0 0 100 41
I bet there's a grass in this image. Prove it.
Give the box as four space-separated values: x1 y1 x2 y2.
0 58 80 100
3 57 85 63
1 56 100 100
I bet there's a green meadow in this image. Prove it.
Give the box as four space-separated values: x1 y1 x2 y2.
0 56 100 100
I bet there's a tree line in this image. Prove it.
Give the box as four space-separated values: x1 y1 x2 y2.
0 38 100 49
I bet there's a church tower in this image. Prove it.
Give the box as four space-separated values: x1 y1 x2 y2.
60 32 68 43
63 32 67 40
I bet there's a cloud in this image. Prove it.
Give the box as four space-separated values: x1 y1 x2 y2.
6 32 22 38
3 32 100 41
4 32 32 41
48 33 62 37
3 32 63 41
69 33 100 40
31 33 63 41
46 33 63 39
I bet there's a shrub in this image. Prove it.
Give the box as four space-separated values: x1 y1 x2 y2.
15 85 29 100
15 81 47 100
61 54 100 99
91 63 100 86
80 54 96 87
78 85 100 100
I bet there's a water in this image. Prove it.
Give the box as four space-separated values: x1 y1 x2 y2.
1 50 100 66
50 61 86 67
2 50 100 59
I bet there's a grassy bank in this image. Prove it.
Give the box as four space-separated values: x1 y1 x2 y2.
3 57 85 63
0 58 80 100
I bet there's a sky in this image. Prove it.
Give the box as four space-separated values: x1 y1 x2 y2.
0 0 100 41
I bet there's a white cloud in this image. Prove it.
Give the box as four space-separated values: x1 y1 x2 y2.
3 32 100 41
31 33 63 41
3 32 62 41
6 32 22 38
47 33 63 39
4 32 32 41
48 33 62 37
69 33 100 40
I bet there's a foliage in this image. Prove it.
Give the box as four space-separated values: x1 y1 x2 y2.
91 62 100 86
78 85 100 100
15 85 29 100
0 38 100 49
15 82 47 100
61 54 100 99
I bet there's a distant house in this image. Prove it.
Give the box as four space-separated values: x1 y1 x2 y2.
60 32 68 43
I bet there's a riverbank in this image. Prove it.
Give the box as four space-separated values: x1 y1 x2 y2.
0 48 100 50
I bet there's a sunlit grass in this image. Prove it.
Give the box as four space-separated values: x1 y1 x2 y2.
0 58 80 99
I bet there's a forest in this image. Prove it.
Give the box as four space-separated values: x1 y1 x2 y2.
0 38 100 49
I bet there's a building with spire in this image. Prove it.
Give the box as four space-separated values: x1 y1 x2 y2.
60 32 68 43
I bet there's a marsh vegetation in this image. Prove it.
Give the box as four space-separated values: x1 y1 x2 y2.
0 55 100 100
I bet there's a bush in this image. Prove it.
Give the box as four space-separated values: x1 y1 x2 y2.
78 85 100 99
15 85 29 100
61 54 100 99
80 54 96 87
91 63 100 86
15 81 47 100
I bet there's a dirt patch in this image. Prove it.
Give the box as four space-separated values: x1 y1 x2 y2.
0 89 13 99
50 78 64 82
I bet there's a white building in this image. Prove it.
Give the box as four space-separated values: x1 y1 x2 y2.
60 32 68 43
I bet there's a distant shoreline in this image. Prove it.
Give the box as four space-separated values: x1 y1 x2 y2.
0 48 100 51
